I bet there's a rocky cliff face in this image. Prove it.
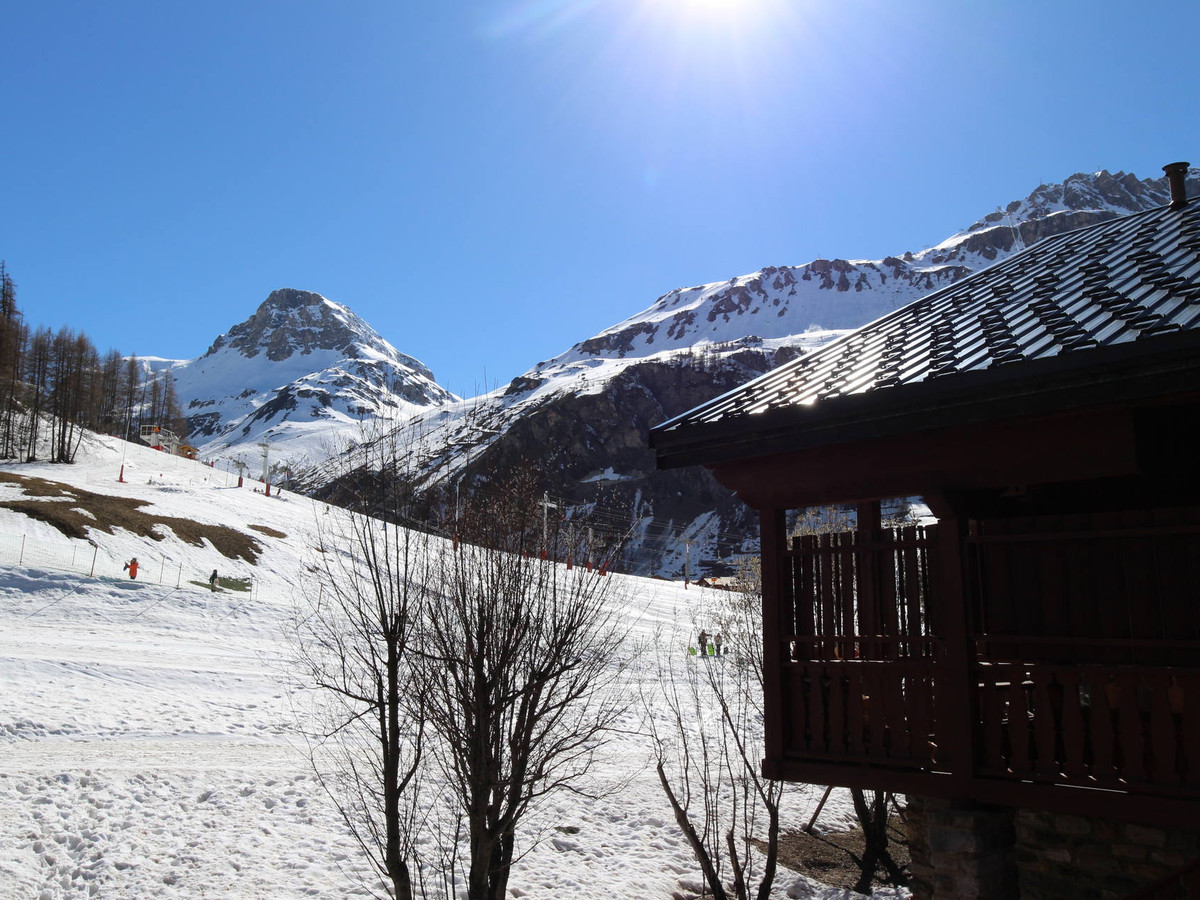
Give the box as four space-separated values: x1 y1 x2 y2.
310 345 794 575
462 350 795 573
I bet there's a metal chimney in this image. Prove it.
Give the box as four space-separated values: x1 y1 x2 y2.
1163 161 1190 209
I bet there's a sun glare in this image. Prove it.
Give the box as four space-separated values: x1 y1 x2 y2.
641 0 790 34
677 0 742 9
659 0 751 19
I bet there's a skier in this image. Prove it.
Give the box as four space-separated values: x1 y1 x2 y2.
124 557 139 580
698 629 709 657
208 569 218 591
714 633 723 657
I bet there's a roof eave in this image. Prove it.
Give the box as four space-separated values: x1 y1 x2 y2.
651 330 1200 470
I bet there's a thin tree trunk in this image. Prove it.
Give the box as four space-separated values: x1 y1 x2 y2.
726 829 747 900
657 761 728 900
851 788 906 894
754 802 780 900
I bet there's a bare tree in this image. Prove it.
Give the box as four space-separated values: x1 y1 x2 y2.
418 475 631 900
46 328 96 462
0 262 22 459
0 268 138 461
647 563 788 900
120 355 141 442
848 788 907 895
0 283 26 458
291 436 435 900
295 433 632 900
23 325 51 460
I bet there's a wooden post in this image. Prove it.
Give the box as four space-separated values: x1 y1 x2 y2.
761 507 787 775
857 501 882 660
936 515 975 792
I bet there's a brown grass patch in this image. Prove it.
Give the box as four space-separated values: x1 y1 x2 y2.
0 472 263 563
753 819 910 895
248 524 287 539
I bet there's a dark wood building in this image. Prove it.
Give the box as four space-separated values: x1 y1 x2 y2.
651 164 1200 898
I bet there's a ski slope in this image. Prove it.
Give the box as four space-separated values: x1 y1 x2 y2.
0 433 904 899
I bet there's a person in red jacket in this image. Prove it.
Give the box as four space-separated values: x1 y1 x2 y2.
124 557 139 579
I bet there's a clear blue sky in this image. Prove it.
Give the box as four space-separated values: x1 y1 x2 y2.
2 0 1197 397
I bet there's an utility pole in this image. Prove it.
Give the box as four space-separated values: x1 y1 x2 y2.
684 539 692 590
541 492 559 559
259 438 270 483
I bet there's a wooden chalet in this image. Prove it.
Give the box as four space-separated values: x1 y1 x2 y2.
651 164 1200 896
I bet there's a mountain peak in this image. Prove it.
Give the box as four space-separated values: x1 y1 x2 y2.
201 287 384 366
171 289 455 457
263 287 326 310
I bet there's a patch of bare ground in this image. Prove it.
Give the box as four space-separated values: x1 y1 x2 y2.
248 523 287 539
753 820 910 896
0 473 262 563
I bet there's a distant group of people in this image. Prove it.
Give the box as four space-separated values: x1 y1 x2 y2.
696 629 723 658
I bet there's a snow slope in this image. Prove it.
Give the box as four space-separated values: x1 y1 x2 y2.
0 434 904 900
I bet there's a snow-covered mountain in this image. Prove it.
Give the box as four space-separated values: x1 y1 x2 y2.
308 167 1200 576
555 168 1196 365
157 288 457 468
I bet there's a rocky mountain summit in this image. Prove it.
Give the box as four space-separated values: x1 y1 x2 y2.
162 289 456 466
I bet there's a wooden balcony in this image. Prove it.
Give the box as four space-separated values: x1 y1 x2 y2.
763 513 1200 826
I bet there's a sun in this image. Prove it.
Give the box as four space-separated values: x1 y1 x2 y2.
642 0 785 32
658 0 751 17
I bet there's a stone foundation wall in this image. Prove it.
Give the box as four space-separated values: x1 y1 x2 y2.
905 796 1017 900
906 795 1200 900
1014 811 1200 900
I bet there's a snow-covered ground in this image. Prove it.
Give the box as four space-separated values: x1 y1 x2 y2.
0 433 904 900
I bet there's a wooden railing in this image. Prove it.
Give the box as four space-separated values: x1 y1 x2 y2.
781 655 942 770
788 525 939 660
972 661 1200 796
775 517 1200 806
781 525 944 772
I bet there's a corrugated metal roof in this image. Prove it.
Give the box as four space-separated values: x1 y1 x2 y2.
656 200 1200 434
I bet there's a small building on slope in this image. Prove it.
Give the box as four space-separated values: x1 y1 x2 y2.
650 163 1200 899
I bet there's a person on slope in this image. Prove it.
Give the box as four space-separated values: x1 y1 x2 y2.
124 558 139 580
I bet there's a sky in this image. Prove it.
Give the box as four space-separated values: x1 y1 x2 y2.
2 0 1198 398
